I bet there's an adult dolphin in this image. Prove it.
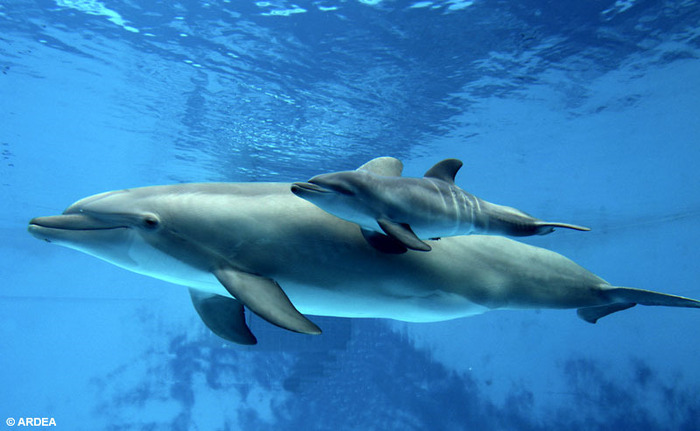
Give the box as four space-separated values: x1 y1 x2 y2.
28 158 700 345
292 157 590 253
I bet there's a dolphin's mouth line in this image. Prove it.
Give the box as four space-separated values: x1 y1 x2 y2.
291 182 332 194
28 222 129 232
28 215 130 232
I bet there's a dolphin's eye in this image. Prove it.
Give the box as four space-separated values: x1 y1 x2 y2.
142 214 160 230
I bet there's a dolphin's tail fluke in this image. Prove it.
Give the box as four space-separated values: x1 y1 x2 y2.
534 221 591 235
577 287 700 323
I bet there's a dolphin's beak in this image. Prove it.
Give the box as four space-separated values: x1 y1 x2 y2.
291 182 332 197
28 214 129 243
29 214 126 231
28 189 141 235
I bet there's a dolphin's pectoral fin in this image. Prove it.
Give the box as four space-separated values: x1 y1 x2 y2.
189 289 257 345
213 266 322 335
423 158 463 184
377 219 432 252
577 303 636 324
361 228 408 254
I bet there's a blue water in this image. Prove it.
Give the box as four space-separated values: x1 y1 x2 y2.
2 0 700 429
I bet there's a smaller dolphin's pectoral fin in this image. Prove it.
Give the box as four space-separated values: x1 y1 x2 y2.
377 219 432 252
361 228 408 254
577 303 636 324
213 266 322 335
189 289 257 345
423 159 463 184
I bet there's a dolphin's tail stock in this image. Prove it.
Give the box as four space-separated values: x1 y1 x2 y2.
577 287 700 323
479 200 591 237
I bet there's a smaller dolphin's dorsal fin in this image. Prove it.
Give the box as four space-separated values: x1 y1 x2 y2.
424 158 463 184
357 157 404 176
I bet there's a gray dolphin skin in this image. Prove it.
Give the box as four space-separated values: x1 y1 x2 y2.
28 158 700 345
291 157 590 253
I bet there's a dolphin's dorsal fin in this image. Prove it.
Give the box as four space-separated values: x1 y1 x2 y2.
357 157 403 176
424 159 463 184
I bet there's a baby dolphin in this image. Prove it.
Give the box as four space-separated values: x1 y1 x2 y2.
291 157 590 253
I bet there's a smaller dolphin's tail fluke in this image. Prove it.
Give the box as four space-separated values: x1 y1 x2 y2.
534 221 591 235
577 287 700 323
